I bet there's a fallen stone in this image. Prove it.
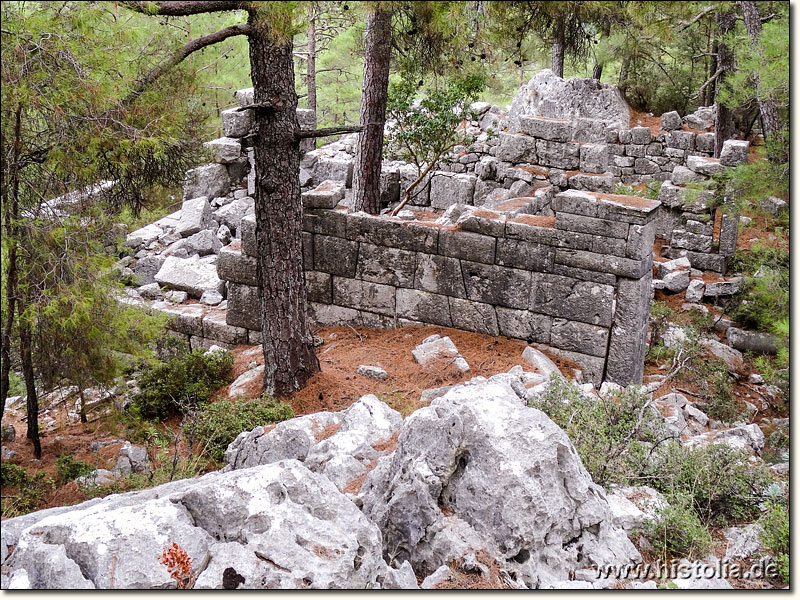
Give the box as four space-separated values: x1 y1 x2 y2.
2 446 19 460
212 198 250 232
760 196 786 216
199 290 224 306
184 164 230 201
420 566 454 589
521 346 561 380
228 365 264 398
703 338 744 373
726 327 779 355
75 469 117 488
411 335 470 373
154 255 225 299
176 196 211 238
1 424 15 443
166 290 189 303
356 365 388 380
204 137 241 164
724 524 763 561
660 111 681 131
137 283 163 300
703 277 742 297
302 180 346 209
685 279 705 302
719 140 749 166
125 224 162 249
184 229 222 256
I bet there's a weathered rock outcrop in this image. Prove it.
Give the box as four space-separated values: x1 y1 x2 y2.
359 379 641 588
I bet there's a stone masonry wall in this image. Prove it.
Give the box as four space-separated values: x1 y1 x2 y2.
219 189 660 387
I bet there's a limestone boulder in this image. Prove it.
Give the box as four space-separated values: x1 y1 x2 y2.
360 380 641 588
411 335 470 373
154 255 225 298
183 165 230 201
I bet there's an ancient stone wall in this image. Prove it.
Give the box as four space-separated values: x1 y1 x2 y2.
218 189 659 386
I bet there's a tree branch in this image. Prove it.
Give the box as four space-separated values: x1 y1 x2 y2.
694 67 724 99
236 101 279 112
120 1 247 16
296 125 363 139
677 6 715 31
122 24 251 106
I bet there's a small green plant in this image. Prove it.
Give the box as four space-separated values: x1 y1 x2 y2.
56 453 94 484
193 395 295 462
648 301 676 351
0 465 55 518
644 493 712 561
530 376 665 486
759 498 789 584
614 179 662 200
693 360 744 425
131 347 234 420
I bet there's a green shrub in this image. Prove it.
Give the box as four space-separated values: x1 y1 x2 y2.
644 493 712 561
759 498 789 584
695 360 744 425
0 465 55 518
648 301 676 351
131 347 234 420
1 462 29 487
56 453 94 484
642 441 771 524
193 395 295 462
530 376 665 487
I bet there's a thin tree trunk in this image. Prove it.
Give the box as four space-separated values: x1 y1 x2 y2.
551 19 565 77
591 20 611 80
618 56 630 95
738 0 785 162
706 35 718 106
1 104 23 417
247 16 320 397
20 323 40 459
352 5 392 215
714 8 737 158
306 3 317 129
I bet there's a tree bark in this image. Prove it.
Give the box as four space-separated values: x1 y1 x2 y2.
591 20 611 81
551 19 565 77
247 16 320 397
352 6 392 215
618 56 630 96
738 0 785 163
20 323 40 459
714 7 737 158
306 3 317 130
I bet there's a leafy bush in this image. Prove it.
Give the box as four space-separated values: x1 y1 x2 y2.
642 441 771 524
131 347 234 420
56 453 94 484
644 493 712 561
1 462 28 487
0 465 55 518
193 395 295 462
691 359 744 425
648 301 676 353
759 498 789 584
530 376 665 486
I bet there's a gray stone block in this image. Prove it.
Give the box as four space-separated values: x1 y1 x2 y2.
634 158 660 175
184 164 230 201
555 212 629 239
605 273 652 385
626 222 656 260
630 126 651 145
666 130 695 151
573 117 609 143
591 234 627 256
719 140 749 166
204 137 242 164
234 87 254 107
302 180 346 209
430 172 477 209
302 208 348 238
726 327 779 355
518 116 573 142
550 318 609 358
355 243 416 288
695 133 715 153
313 156 354 187
671 229 713 253
670 165 707 186
607 143 625 156
226 283 261 331
718 212 738 256
221 107 254 138
497 133 537 163
553 189 659 224
535 140 579 169
151 301 205 336
686 155 726 176
134 255 165 286
217 244 257 286
579 144 609 174
413 253 466 298
448 298 499 336
646 143 664 156
212 198 250 232
176 196 211 238
618 130 632 144
309 302 361 327
567 173 615 193
536 345 606 386
530 273 614 327
202 310 248 345
306 271 332 304
661 247 727 273
613 155 635 168
550 264 617 286
656 181 714 211
461 261 531 309
438 229 495 264
495 238 555 272
395 288 452 327
495 308 552 344
555 248 650 279
313 234 358 277
346 212 439 253
661 111 681 131
624 144 646 158
685 219 713 236
333 277 395 315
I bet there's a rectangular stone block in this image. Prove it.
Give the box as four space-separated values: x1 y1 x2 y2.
461 260 531 310
550 318 609 358
591 235 627 257
333 277 395 315
216 243 257 286
430 172 477 209
630 126 651 145
448 297 499 336
458 212 507 238
221 107 254 138
518 116 573 142
555 212 629 239
358 310 396 330
306 271 332 304
313 234 358 277
685 219 713 236
414 253 466 298
613 155 635 168
530 273 614 328
495 238 555 272
438 229 495 264
579 143 609 174
226 283 260 331
302 208 348 238
550 264 617 286
497 132 537 163
346 212 439 253
495 308 552 344
395 288 452 327
240 214 257 257
625 144 646 158
355 243 417 288
718 212 738 257
671 229 713 253
626 221 656 260
535 140 579 169
605 273 652 386
661 247 726 273
302 181 346 209
309 302 361 326
150 301 204 336
553 189 659 225
555 248 651 279
536 345 605 387
203 310 248 345
666 130 695 151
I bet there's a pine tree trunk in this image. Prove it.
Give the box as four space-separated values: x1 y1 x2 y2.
247 19 320 396
20 324 40 459
551 20 565 77
591 21 611 81
352 6 392 215
706 36 718 107
306 3 317 129
714 8 737 158
739 0 785 163
618 56 630 96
